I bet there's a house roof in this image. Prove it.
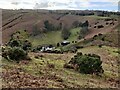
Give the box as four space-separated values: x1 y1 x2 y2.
62 40 70 43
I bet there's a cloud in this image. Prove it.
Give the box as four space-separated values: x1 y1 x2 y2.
34 3 48 9
11 2 20 5
0 0 119 11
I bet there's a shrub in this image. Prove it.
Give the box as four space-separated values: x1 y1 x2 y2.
9 47 27 61
22 40 32 51
101 37 105 41
98 44 102 48
94 26 97 28
8 39 21 47
93 35 98 39
77 52 83 56
75 46 84 49
97 25 104 29
2 47 28 61
69 53 104 74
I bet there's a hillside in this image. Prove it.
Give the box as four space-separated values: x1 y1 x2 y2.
2 9 118 44
1 9 119 89
2 46 119 88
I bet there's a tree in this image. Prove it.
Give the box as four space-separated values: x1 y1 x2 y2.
79 20 89 38
32 25 41 36
80 26 88 35
44 20 55 31
61 28 71 40
81 20 89 27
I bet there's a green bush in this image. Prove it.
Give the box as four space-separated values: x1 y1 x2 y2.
22 40 32 51
8 39 21 47
2 47 27 61
10 47 27 60
69 52 104 74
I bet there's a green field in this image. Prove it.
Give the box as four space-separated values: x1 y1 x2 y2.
29 31 62 46
29 28 80 47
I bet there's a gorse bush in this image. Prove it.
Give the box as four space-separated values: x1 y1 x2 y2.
2 30 32 61
2 47 27 61
9 47 27 60
69 52 104 74
8 39 21 47
22 40 32 51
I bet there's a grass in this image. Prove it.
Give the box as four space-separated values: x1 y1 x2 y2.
102 46 118 57
84 15 110 19
29 31 62 47
68 28 80 41
78 46 118 78
29 28 80 47
2 45 119 88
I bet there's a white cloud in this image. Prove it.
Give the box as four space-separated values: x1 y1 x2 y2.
0 0 119 10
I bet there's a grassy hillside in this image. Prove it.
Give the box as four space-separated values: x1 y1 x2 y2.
2 46 119 88
68 28 80 41
29 31 62 46
2 9 119 89
29 28 80 47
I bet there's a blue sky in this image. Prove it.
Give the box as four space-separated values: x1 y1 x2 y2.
0 0 119 11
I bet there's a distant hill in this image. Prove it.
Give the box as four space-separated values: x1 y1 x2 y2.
2 9 119 44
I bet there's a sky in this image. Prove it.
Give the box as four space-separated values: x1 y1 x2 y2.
0 0 119 11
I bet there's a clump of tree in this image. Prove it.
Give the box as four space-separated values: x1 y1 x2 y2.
32 25 41 36
65 52 104 75
61 27 71 40
78 20 89 39
44 20 63 31
44 20 62 31
44 20 55 31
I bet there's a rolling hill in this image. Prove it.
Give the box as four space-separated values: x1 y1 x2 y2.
2 9 119 89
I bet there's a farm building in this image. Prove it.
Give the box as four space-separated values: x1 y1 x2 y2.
61 41 70 46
